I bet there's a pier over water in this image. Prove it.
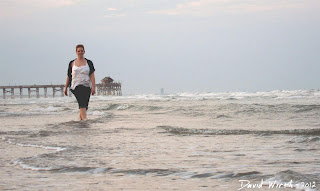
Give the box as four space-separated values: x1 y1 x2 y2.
1 80 122 99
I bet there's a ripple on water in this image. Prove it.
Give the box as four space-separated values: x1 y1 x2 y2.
157 126 320 136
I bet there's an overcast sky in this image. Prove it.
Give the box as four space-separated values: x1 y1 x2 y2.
0 0 319 95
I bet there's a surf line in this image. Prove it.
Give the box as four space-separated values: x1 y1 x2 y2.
2 137 68 171
2 137 67 152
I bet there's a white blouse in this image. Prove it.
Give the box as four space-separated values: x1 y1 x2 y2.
71 60 92 90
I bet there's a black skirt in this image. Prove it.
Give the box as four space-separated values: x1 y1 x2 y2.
71 85 91 110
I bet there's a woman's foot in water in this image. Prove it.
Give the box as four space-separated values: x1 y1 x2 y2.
79 113 87 121
79 108 87 120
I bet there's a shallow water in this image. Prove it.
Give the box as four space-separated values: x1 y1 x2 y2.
0 90 319 190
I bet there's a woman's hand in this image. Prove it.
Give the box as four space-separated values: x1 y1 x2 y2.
90 72 96 96
64 77 70 96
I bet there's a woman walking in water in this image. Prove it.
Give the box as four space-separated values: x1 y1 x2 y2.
64 44 96 120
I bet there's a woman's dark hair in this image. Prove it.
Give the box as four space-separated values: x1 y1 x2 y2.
76 44 85 51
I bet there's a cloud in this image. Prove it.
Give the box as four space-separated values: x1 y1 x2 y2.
104 13 127 18
147 0 308 17
104 7 126 18
107 8 118 11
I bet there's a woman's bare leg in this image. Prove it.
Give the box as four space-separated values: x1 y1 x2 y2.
80 108 87 120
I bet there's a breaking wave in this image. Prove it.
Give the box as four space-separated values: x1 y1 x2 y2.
157 126 320 136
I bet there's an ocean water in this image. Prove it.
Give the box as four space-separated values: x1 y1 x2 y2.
0 90 319 191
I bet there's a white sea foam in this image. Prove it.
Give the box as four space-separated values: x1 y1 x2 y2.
109 90 320 101
13 159 108 173
29 106 63 112
3 138 66 152
16 143 66 152
90 111 106 116
13 159 58 171
116 104 130 110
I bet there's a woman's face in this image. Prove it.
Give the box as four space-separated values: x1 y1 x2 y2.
76 47 85 57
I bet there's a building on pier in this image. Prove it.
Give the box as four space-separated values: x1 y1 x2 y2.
97 76 122 96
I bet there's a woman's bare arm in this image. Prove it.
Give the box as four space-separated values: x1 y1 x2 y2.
90 72 96 95
64 76 69 96
65 76 69 89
